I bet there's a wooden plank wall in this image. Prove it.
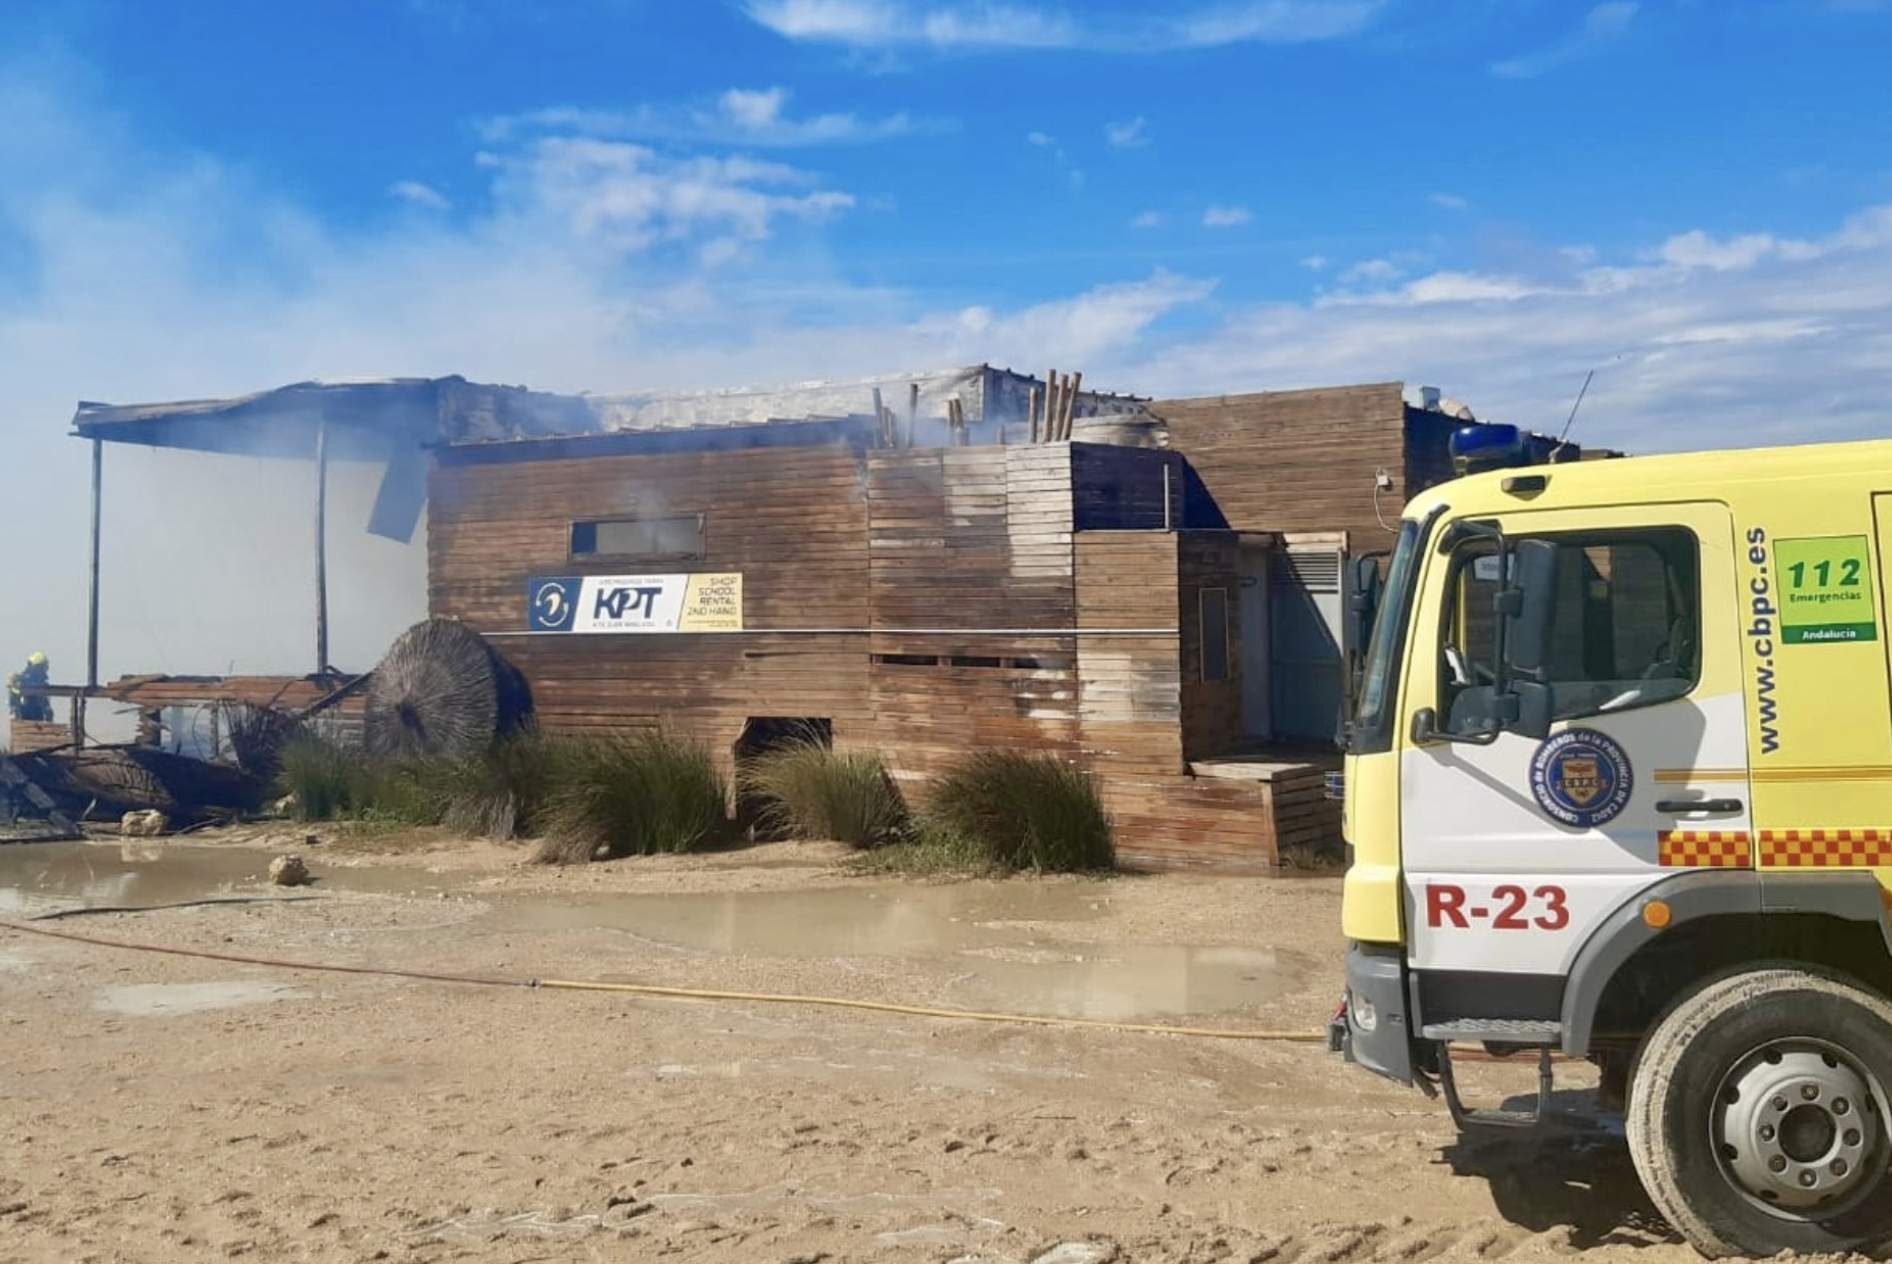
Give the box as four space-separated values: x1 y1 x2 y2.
430 444 874 760
1150 383 1409 542
8 721 70 755
1112 771 1334 874
429 436 1339 871
865 446 1080 778
1073 529 1336 872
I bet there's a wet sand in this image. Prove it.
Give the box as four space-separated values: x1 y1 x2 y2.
0 832 1716 1262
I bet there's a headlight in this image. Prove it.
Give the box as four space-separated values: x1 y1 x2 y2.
1351 994 1378 1033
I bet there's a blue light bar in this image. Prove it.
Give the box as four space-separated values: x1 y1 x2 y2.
1448 423 1528 476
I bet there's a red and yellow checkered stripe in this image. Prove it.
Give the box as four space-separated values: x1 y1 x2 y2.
1758 829 1892 869
1658 831 1753 868
1657 828 1892 868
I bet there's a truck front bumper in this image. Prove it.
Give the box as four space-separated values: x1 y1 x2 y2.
1332 941 1415 1086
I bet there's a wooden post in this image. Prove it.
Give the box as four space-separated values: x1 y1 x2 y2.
906 382 919 449
1062 370 1083 441
1044 369 1059 443
314 417 330 677
1028 387 1042 444
871 387 886 446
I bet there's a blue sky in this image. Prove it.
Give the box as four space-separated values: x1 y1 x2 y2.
5 0 1892 686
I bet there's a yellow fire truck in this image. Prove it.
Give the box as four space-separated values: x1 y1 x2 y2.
1330 425 1892 1257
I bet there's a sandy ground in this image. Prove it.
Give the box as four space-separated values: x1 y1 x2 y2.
0 829 1760 1264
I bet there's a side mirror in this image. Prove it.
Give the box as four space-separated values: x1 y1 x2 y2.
1511 680 1553 741
1412 530 1558 750
1345 555 1383 654
1507 539 1558 677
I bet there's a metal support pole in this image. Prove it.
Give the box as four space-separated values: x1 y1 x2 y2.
87 438 102 689
314 418 330 677
75 437 103 746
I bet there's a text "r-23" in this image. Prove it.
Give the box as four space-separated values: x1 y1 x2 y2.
1425 883 1569 931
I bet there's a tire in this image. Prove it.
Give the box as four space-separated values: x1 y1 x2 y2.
1626 966 1892 1258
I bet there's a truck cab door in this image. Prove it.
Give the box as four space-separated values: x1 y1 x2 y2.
1400 502 1748 1032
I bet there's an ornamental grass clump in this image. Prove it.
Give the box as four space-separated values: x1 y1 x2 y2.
533 730 726 864
274 732 376 822
408 726 566 839
923 749 1114 873
741 738 907 849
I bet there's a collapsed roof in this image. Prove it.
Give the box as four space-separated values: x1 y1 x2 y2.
69 366 1152 543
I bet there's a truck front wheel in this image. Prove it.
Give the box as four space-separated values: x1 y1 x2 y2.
1627 967 1892 1258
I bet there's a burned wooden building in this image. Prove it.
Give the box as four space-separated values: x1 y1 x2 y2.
51 367 1594 871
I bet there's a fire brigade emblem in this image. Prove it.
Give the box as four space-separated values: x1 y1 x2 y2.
1529 728 1633 829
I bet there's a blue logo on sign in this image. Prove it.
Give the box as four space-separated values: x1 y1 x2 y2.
528 577 579 632
1529 728 1633 829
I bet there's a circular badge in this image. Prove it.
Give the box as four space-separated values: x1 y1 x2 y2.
1529 728 1634 829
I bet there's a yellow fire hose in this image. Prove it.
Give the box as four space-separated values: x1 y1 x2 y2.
0 913 1328 1044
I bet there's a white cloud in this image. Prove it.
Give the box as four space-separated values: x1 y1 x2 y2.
1022 130 1082 188
1300 255 1329 270
743 0 1381 52
1429 191 1469 211
1656 229 1797 272
1105 117 1149 149
1340 258 1404 284
485 88 933 149
482 135 853 255
389 180 451 211
1492 2 1637 79
1131 210 1163 229
720 86 788 129
1202 204 1252 228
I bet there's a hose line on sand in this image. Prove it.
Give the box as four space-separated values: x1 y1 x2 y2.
0 913 1326 1044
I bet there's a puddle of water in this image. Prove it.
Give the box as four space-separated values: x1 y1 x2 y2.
498 884 1301 1021
93 980 312 1016
492 883 1109 954
0 840 453 915
3 845 1301 1023
954 942 1298 1022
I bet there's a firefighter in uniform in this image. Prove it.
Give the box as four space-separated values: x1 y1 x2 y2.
6 652 53 722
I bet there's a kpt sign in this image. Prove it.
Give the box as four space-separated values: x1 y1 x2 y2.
528 574 743 633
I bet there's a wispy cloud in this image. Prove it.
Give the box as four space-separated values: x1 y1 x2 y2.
1429 191 1469 211
1131 210 1163 229
481 135 854 261
1340 258 1404 284
483 86 937 148
1491 2 1637 79
743 0 1382 52
1202 204 1252 228
389 180 451 211
1022 129 1082 187
1105 117 1150 149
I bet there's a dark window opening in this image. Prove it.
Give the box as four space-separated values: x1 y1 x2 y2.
570 514 706 562
733 718 834 839
871 653 1075 671
1199 587 1231 682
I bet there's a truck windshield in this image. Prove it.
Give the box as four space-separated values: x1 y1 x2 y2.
1350 518 1424 753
